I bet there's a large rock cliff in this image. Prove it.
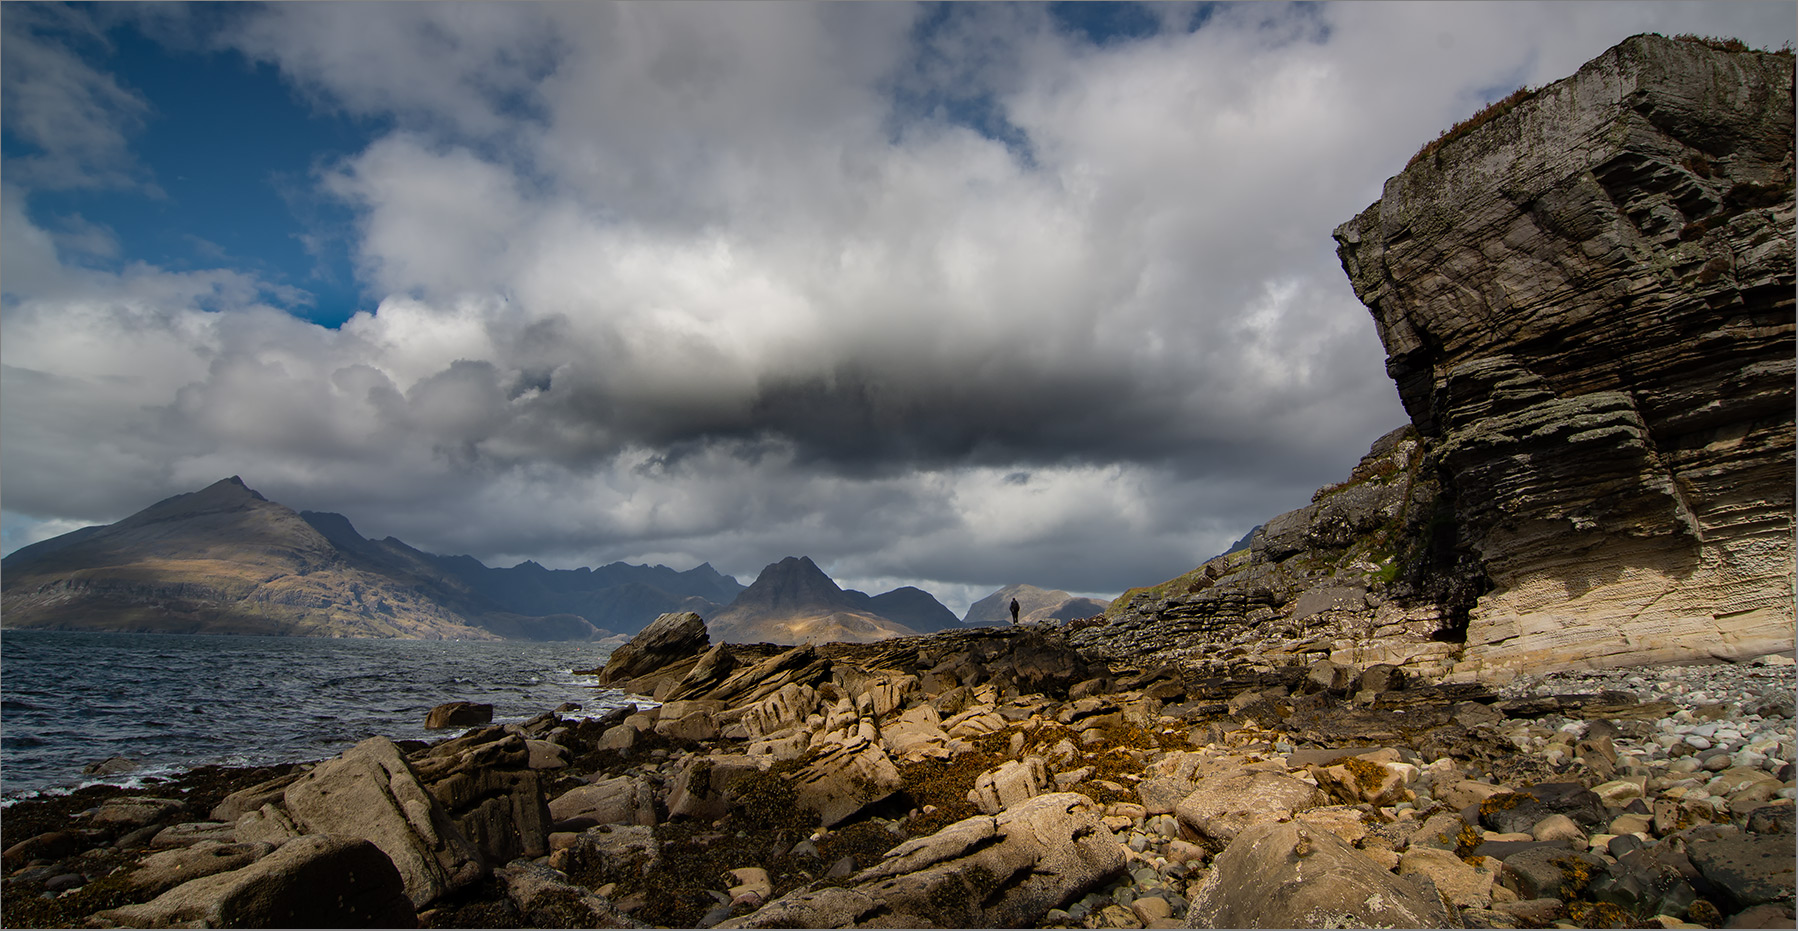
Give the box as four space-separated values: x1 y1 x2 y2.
1333 35 1795 680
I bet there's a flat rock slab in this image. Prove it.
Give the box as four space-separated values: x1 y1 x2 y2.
1185 819 1451 928
1174 770 1328 843
1688 833 1798 913
722 792 1123 929
91 797 186 828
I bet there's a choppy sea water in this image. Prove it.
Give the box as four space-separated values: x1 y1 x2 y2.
0 629 632 801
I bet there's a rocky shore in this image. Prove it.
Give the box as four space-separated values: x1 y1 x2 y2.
3 612 1793 929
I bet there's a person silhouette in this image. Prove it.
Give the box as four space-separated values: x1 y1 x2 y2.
1009 597 1021 625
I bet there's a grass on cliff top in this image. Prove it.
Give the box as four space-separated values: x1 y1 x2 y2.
1666 33 1792 55
1406 84 1540 171
1406 33 1790 173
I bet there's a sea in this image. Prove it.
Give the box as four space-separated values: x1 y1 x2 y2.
0 629 637 802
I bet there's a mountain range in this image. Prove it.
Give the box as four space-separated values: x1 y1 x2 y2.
0 478 747 641
0 478 982 644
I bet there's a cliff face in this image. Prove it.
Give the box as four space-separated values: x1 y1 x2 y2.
1333 35 1795 680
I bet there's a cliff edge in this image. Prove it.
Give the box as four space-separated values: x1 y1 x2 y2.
1334 35 1795 680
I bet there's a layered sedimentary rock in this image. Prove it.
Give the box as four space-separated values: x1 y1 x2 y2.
1076 425 1476 682
1333 35 1795 680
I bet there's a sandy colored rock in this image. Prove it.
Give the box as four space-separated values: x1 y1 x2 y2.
720 793 1123 929
968 757 1050 815
1399 844 1498 908
126 841 274 897
1185 820 1450 928
1174 769 1328 843
283 736 485 907
549 776 656 829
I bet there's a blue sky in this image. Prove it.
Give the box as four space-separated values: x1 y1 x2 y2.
4 4 372 324
2 1 1792 613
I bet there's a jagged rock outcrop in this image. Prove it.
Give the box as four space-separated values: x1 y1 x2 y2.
1334 34 1795 680
1076 425 1474 681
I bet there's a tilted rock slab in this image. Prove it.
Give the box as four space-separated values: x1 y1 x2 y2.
1185 820 1451 929
1335 34 1796 681
719 792 1123 929
597 611 708 681
283 736 486 907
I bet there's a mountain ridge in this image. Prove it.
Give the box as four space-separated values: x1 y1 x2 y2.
0 478 742 641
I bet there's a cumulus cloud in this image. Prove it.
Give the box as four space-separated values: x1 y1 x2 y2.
3 1 1792 609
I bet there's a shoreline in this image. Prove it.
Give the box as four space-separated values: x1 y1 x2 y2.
3 617 1793 929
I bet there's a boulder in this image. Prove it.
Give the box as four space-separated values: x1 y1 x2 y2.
525 739 568 770
549 776 658 830
968 757 1050 815
283 736 485 907
1135 751 1234 815
1309 757 1412 806
790 739 902 828
670 644 831 706
666 753 767 822
595 611 709 686
1185 820 1451 928
235 804 300 847
408 727 551 865
1479 783 1609 834
424 701 493 730
494 858 641 928
721 793 1123 929
149 821 236 849
880 704 954 762
1498 847 1608 900
97 834 416 929
1 830 83 871
1174 770 1328 843
83 756 142 776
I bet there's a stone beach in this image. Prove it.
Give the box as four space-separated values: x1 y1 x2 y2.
2 612 1794 929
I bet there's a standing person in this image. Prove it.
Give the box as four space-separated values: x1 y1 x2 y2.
1009 597 1021 625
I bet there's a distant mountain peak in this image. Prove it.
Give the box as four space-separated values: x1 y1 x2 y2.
209 476 266 501
964 583 1111 626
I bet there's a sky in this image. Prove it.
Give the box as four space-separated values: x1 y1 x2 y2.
2 2 1792 616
